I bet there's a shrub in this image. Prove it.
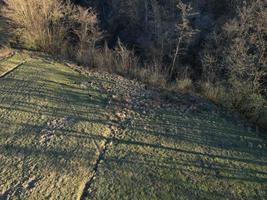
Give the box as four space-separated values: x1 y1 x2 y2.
201 0 267 127
136 65 167 88
3 0 102 58
95 39 167 87
74 6 102 66
113 39 139 76
3 0 66 52
199 82 225 104
222 0 266 117
175 78 193 93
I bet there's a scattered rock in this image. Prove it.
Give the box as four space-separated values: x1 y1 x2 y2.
40 116 76 145
112 95 120 101
39 130 54 145
23 177 41 190
115 111 127 120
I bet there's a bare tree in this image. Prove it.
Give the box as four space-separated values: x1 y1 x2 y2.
170 1 198 76
73 6 102 65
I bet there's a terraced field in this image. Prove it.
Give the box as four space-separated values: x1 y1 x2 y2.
0 52 266 200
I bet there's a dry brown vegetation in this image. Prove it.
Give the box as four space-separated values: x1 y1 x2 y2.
201 0 266 128
0 47 12 58
3 0 102 58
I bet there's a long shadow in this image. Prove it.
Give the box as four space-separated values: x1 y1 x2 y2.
2 123 266 185
129 124 267 158
0 54 266 199
11 119 265 169
0 143 97 173
3 67 264 164
104 154 267 184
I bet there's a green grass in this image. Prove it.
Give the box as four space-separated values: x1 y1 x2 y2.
0 53 266 200
0 54 25 76
90 108 267 199
0 55 111 199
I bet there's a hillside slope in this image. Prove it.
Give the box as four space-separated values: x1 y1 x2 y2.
0 52 266 200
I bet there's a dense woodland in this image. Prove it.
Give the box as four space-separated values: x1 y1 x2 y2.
1 0 266 129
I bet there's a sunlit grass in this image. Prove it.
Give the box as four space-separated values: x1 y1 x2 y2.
0 53 266 200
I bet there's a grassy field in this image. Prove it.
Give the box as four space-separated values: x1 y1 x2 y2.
0 53 266 200
0 54 111 199
0 53 24 76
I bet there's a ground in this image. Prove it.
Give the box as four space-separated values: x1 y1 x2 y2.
0 52 266 200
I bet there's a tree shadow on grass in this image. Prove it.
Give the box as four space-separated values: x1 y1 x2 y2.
0 56 266 199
